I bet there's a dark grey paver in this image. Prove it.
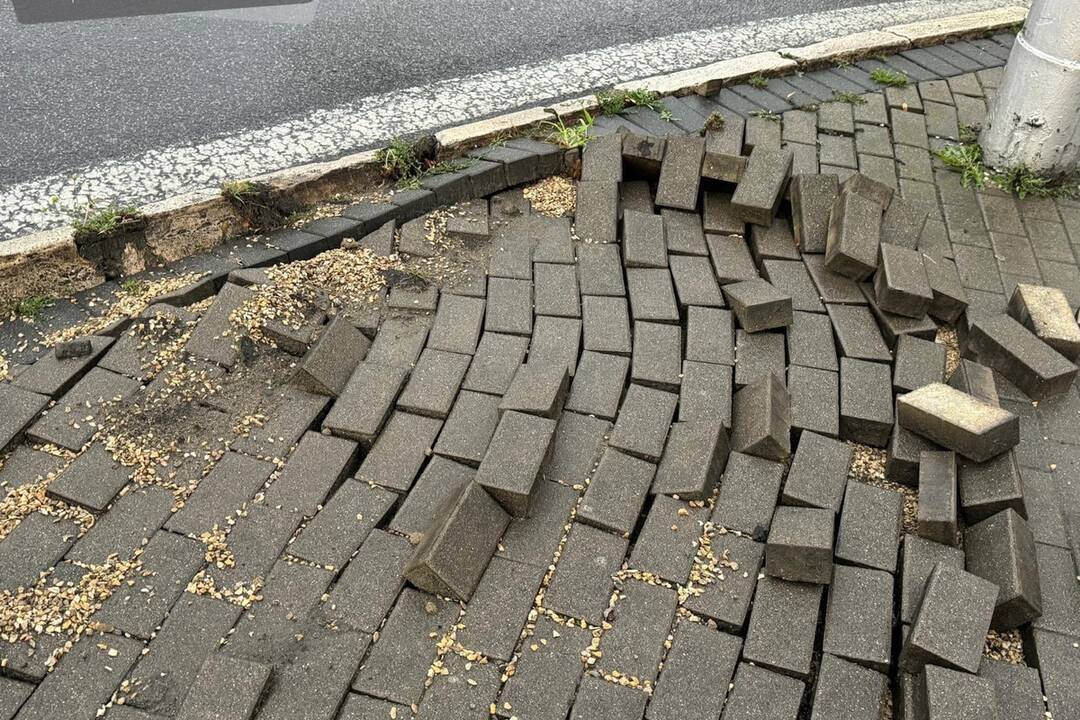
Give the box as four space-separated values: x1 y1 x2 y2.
322 361 409 445
0 512 79 590
721 663 804 720
655 135 705 210
581 132 624 181
535 262 582 318
629 495 709 584
822 564 893 672
964 508 1042 629
355 410 443 493
662 208 708 256
498 479 578 567
731 146 794 225
427 293 486 356
685 306 734 365
544 521 627 625
669 254 724 308
683 530 763 632
390 456 474 537
825 190 882 280
679 360 733 427
839 357 894 447
810 653 889 720
979 658 1047 720
46 442 131 512
711 450 783 538
294 316 371 397
569 676 647 720
490 235 534 280
804 253 868 305
965 310 1076 396
566 350 630 420
874 243 933 317
27 368 141 451
463 332 529 395
916 664 999 720
578 447 656 536
320 529 412 634
861 282 939 347
900 533 966 625
733 328 785 389
543 411 610 488
0 444 63 489
501 361 571 418
609 383 677 462
827 303 892 362
766 505 834 584
731 372 791 462
782 430 854 514
180 283 252 368
631 320 681 391
475 410 557 517
66 484 173 565
596 580 678 683
762 258 825 313
749 218 799 263
175 653 270 720
788 364 840 439
497 616 591 720
526 315 579 379
791 174 840 254
918 450 960 545
742 576 823 679
1008 282 1080 360
485 277 534 336
623 210 668 269
647 619 741 720
416 650 501 720
703 192 746 237
365 313 432 369
893 334 946 393
261 431 357 516
706 233 758 285
576 180 620 244
288 479 396 568
577 243 626 296
582 295 631 355
724 278 793 332
164 451 275 536
434 390 501 466
456 556 545 661
836 479 904 572
788 310 838 371
626 267 680 323
896 382 1018 462
651 419 729 500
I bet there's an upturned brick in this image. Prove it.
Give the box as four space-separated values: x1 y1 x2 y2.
964 508 1043 630
766 506 834 584
917 450 959 546
896 382 1018 462
1007 283 1080 361
873 243 933 318
723 278 793 333
731 372 791 462
825 190 882 281
731 146 794 226
964 313 1078 400
790 173 839 254
702 114 747 183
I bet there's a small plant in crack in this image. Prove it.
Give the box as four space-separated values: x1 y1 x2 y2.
870 67 909 87
375 135 453 189
934 141 1079 199
959 124 980 144
832 91 866 105
220 179 259 203
748 73 769 90
7 295 52 320
120 279 148 296
70 202 144 241
834 58 853 69
750 110 781 122
540 108 593 149
704 112 726 132
595 88 664 116
659 108 676 123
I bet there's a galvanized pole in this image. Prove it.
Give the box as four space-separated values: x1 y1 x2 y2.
980 0 1080 177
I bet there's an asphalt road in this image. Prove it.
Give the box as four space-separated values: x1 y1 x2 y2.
0 0 887 187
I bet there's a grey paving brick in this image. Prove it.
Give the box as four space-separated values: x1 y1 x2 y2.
900 563 997 674
763 258 825 314
463 332 528 395
829 303 895 363
804 253 868 305
818 134 857 169
875 242 933 317
355 410 443 492
497 616 591 720
457 556 545 660
577 243 626 296
787 310 838 371
915 664 999 720
175 653 270 720
288 479 396 568
662 208 708 256
724 278 793 333
434 390 500 467
320 529 412 634
702 115 747 184
810 653 889 720
490 235 535 280
745 112 783 150
390 456 474 538
544 521 627 624
706 233 759 285
581 132 623 181
836 479 904 572
427 293 486 356
45 442 130 512
782 430 854 514
789 364 840 439
501 362 571 418
293 316 371 397
597 580 678 682
631 320 682 391
791 174 840 254
67 485 172 567
743 576 823 679
476 410 557 517
923 252 968 322
227 558 333 659
822 564 893 672
731 372 791 462
609 383 677 461
683 529 763 630
353 587 458 706
164 451 274 536
669 254 724 308
623 210 667 269
924 100 960 140
628 495 708 584
897 381 1019 461
416 650 501 720
979 658 1047 720
750 218 799 263
576 180 620 244
647 619 741 720
733 328 786 389
893 334 946 394
0 444 63 489
366 313 432 369
543 411 609 487
27 367 140 451
1020 466 1068 548
703 192 746 237
965 508 1042 629
710 449 783 538
1008 282 1080 361
679 360 733 427
655 135 704 210
485 277 533 336
840 357 894 447
731 146 794 226
534 262 581 319
918 450 960 545
819 101 855 135
0 675 32 720
767 505 834 583
626 267 679 323
0 512 78 590
181 283 252 369
900 533 966 626
582 295 631 355
579 447 655 536
261 431 357 516
569 676 647 720
825 190 883 281
684 306 734 365
566 350 630 420
498 479 578 567
958 449 1027 523
622 132 664 176
651 419 729 500
1031 540 1080 638
322 361 409 445
721 663 804 720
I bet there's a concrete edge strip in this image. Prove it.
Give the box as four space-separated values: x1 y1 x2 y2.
0 4 1027 288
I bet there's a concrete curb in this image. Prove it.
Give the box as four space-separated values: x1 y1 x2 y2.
0 4 1028 303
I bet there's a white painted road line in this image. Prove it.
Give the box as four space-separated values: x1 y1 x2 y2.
0 0 1018 241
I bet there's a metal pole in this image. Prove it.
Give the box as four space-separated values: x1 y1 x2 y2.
979 0 1080 177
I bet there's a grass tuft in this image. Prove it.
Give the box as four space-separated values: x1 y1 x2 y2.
704 112 726 132
70 204 143 240
595 88 664 116
750 109 781 122
870 67 909 87
8 295 51 320
541 108 593 149
120 279 148 296
832 91 867 105
748 73 769 90
220 180 259 203
934 140 1079 200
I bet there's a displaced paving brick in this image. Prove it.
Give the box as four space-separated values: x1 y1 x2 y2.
529 315 581 378
861 283 939 348
164 451 275 536
181 283 252 368
840 357 894 447
685 306 734 365
231 386 329 460
874 242 933 318
721 663 804 720
918 450 960 545
0 675 32 719
497 616 591 720
485 277 533 336
979 658 1046 720
0 512 79 590
355 411 443 493
766 505 834 584
622 131 664 176
406 480 510 601
896 382 1018 462
623 210 668 268
731 372 791 462
733 329 786 389
577 243 626 296
476 410 557 517
702 115 747 183
0 385 48 455
731 146 794 226
288 480 396 568
964 508 1042 629
750 218 799 264
497 479 578 567
810 653 889 720
501 362 571 418
463 332 529 395
319 530 411 634
176 653 271 720
427 293 486 356
366 314 431 369
724 278 793 332
261 431 357 516
656 134 704 210
762 259 825 313
900 533 966 625
353 587 458 706
579 447 656 535
648 619 742 720
13 334 114 398
597 580 678 683
489 236 534 280
827 304 892 362
628 495 708 584
900 563 997 674
543 411 609 487
322 361 409 445
544 521 627 624
804 253 867 305
609 383 677 461
679 360 733 427
626 267 679 323
788 310 838 371
651 420 729 500
631 320 682 391
743 576 823 679
535 262 582 318
1008 282 1080 361
46 442 131 512
916 664 999 720
582 295 631 355
67 484 172 566
948 358 999 407
530 215 575 264
662 208 708 256
456 556 545 661
836 479 904 572
581 132 623 181
783 430 854 514
881 196 928 250
825 191 882 280
576 180 620 243
294 316 371 397
893 334 946 393
822 564 893 672
791 174 840 254
670 254 724 308
566 350 630 420
964 313 1078 400
788 365 840 439
703 192 746 237
27 367 140 451
434 390 501 466
711 450 784 538
705 233 758 286
390 456 473 538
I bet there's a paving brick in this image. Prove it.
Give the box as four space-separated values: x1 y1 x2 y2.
720 663 804 720
703 192 746 237
577 243 626 296
724 278 793 333
900 533 966 626
98 306 195 382
915 664 999 720
581 295 631 356
456 556 545 660
731 372 791 461
706 233 759 286
581 132 623 181
626 267 679 323
861 282 940 347
126 594 241 716
0 444 63 489
597 580 678 682
164 451 275 536
389 458 472 539
682 307 733 367
1020 466 1068 548
745 113 783 150
434 390 500 467
288 479 396 568
569 676 647 720
804 253 868 305
655 135 704 210
825 191 882 281
261 431 357 516
566 350 629 420
180 283 252 369
648 619 741 720
897 382 1019 462
839 357 894 447
662 208 707 256
175 653 270 720
818 134 857 169
822 564 893 672
810 653 889 720
965 508 1042 629
918 450 960 545
497 616 591 720
11 334 115 400
679 360 733 427
609 383 677 461
353 587 458 706
356 411 442 492
292 316 371 397
0 675 32 720
544 521 627 624
790 172 838 254
762 259 825 313
900 563 997 674
787 310 838 371
501 362 570 418
485 277 533 336
1007 283 1080 361
767 505 834 583
979 658 1047 720
893 335 946 394
529 215 575 264
827 304 892 362
425 294 486 357
628 496 708 584
463 332 528 395
67 484 173 566
416 650 501 720
734 328 786 389
318 529 410 635
534 262 581 319
475 410 557 517
669 254 724 309
1031 540 1080 639
743 576 823 679
0 512 79 590
27 368 140 451
789 365 840 439
578 447 656 536
702 115 747 183
836 479 904 572
874 242 933 317
630 320 682 391
622 210 667 269
497 479 578 567
46 442 131 512
366 314 432 369
706 448 783 536
526 316 579 379
490 235 534 280
731 146 794 226
621 132 664 177
749 219 799 264
783 430 853 514
543 411 609 488
322 361 409 445
651 419 729 500
576 180 620 244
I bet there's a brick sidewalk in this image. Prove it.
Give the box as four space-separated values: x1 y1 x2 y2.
2 29 1080 720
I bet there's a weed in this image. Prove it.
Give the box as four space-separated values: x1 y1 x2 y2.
958 124 979 144
934 142 988 189
220 180 259 202
595 88 663 116
120 279 148 296
750 110 782 122
704 112 726 132
7 295 51 320
870 67 909 87
375 137 424 182
659 108 676 123
541 108 593 149
834 59 853 69
832 91 867 105
70 203 143 240
934 140 1079 200
748 73 769 90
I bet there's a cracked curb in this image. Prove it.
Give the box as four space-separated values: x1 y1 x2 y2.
0 4 1028 303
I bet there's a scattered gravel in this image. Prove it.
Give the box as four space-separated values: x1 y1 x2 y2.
523 176 576 217
849 443 918 532
936 326 961 380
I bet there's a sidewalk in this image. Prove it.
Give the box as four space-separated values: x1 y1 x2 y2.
2 28 1080 720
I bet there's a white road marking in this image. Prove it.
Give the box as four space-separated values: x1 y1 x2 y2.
0 0 1017 240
